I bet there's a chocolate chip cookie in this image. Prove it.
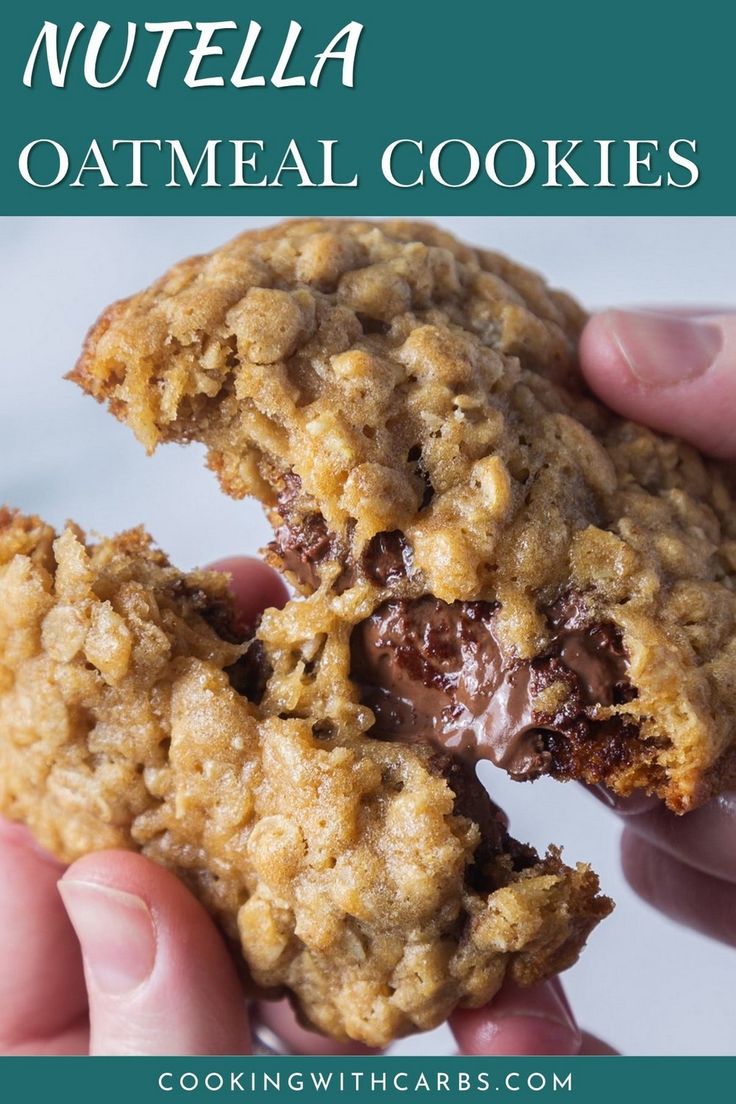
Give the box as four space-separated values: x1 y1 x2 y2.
0 509 610 1045
73 219 736 813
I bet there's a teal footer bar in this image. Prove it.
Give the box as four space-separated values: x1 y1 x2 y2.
0 1056 732 1103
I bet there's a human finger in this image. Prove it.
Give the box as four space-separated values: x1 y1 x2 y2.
621 829 736 948
0 818 88 1055
450 978 581 1056
59 850 252 1055
208 556 289 634
579 310 736 460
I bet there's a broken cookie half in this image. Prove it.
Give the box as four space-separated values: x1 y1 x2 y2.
0 510 611 1046
72 219 736 812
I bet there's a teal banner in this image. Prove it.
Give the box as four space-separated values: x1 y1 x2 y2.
0 0 734 214
1 1056 734 1102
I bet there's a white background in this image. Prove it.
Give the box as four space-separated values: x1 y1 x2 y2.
1 216 733 1055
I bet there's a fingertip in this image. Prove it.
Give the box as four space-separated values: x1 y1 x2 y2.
620 827 680 911
62 849 236 977
452 1011 581 1057
619 828 644 880
617 791 736 885
208 556 289 632
619 829 660 902
584 784 662 817
579 310 659 418
61 849 179 909
580 310 736 459
579 1031 619 1056
63 850 251 1055
579 312 629 394
619 829 736 947
451 979 581 1057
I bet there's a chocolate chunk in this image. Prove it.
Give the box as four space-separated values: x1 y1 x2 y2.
361 531 412 586
272 513 333 590
271 476 414 592
228 639 271 703
166 579 244 644
271 469 415 592
350 594 638 783
437 753 506 849
269 472 339 589
433 752 532 889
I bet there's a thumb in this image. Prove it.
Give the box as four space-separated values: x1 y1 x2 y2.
59 851 251 1055
579 310 736 460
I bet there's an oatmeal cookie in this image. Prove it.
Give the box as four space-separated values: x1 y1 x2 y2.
0 509 610 1046
72 219 736 813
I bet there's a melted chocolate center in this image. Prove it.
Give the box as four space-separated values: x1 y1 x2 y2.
350 595 635 780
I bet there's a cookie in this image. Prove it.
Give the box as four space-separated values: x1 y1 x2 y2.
72 219 736 813
0 509 610 1045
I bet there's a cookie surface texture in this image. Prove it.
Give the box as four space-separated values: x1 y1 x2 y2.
72 219 736 813
0 510 610 1045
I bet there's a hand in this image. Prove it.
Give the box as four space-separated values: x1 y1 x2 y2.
580 307 736 948
579 309 736 459
0 556 608 1056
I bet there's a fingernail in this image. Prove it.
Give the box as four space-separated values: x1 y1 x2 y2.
493 987 581 1056
606 311 722 386
500 983 578 1035
586 783 618 810
59 880 156 995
